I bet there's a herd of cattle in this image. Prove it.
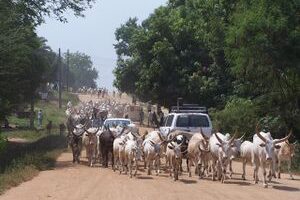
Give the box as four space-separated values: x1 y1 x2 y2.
65 100 297 188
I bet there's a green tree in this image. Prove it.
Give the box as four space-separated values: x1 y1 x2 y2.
226 0 300 135
66 52 98 89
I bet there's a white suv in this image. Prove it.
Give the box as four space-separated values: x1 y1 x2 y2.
159 112 212 138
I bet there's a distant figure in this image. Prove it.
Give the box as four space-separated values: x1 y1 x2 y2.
67 101 72 109
139 108 144 125
148 111 153 127
158 110 164 126
46 120 52 134
152 111 159 128
37 109 43 128
113 90 115 98
59 123 66 136
97 89 101 99
3 118 11 129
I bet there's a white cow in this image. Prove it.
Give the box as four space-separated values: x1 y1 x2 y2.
187 130 210 178
82 127 100 167
166 141 183 181
274 134 296 180
252 130 291 188
209 132 236 183
124 132 143 178
240 140 254 180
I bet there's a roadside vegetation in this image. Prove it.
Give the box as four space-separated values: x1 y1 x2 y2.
0 92 78 194
113 0 299 171
0 135 67 194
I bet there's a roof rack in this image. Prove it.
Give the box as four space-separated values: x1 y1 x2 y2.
170 104 208 114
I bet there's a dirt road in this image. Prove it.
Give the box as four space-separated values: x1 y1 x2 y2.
1 94 300 200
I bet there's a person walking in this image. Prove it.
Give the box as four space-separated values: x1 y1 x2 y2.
37 109 43 128
139 108 144 125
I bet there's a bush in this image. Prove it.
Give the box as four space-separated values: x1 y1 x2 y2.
0 134 7 153
211 98 258 137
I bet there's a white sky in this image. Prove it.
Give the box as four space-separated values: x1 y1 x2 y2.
37 0 167 90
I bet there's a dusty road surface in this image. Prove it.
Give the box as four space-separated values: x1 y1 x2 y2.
1 94 300 200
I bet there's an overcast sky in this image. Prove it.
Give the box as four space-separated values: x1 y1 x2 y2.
37 0 167 90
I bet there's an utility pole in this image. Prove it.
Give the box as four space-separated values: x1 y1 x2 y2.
66 49 69 92
58 48 62 109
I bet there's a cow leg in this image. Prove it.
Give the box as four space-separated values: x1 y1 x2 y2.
155 157 160 176
71 146 76 163
188 158 193 177
229 160 233 179
169 158 172 177
186 158 189 173
262 162 268 188
278 159 281 179
134 157 138 176
146 156 151 175
113 153 118 172
211 160 216 181
174 161 179 181
198 160 203 179
242 158 246 180
111 150 114 169
288 159 294 180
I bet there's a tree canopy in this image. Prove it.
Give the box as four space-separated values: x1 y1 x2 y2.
114 0 300 136
0 0 96 120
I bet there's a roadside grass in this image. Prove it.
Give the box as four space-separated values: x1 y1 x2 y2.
0 134 67 194
0 92 77 194
6 92 79 138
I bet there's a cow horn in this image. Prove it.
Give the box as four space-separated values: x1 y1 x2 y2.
229 132 237 144
255 123 260 134
275 129 292 144
157 131 165 142
198 144 209 152
131 131 139 138
200 128 208 140
239 133 246 141
84 127 100 135
256 131 267 143
214 133 223 144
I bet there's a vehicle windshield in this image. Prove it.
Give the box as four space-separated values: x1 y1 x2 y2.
176 115 209 127
104 120 131 128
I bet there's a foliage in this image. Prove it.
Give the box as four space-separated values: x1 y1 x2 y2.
64 52 98 90
211 98 258 137
113 0 299 138
0 134 7 154
0 135 67 194
0 0 94 120
225 0 300 135
7 92 79 130
113 1 234 108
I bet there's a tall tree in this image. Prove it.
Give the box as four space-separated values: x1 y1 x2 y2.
65 52 98 89
226 0 300 132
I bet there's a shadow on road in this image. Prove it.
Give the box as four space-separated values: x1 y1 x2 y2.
180 179 198 184
225 181 251 186
137 176 154 180
273 185 300 191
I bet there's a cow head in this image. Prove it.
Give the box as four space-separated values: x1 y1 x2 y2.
214 133 236 161
283 140 297 157
256 130 292 161
84 127 100 145
168 141 182 159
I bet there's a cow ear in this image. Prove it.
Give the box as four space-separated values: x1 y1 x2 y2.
259 143 266 147
274 145 281 149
